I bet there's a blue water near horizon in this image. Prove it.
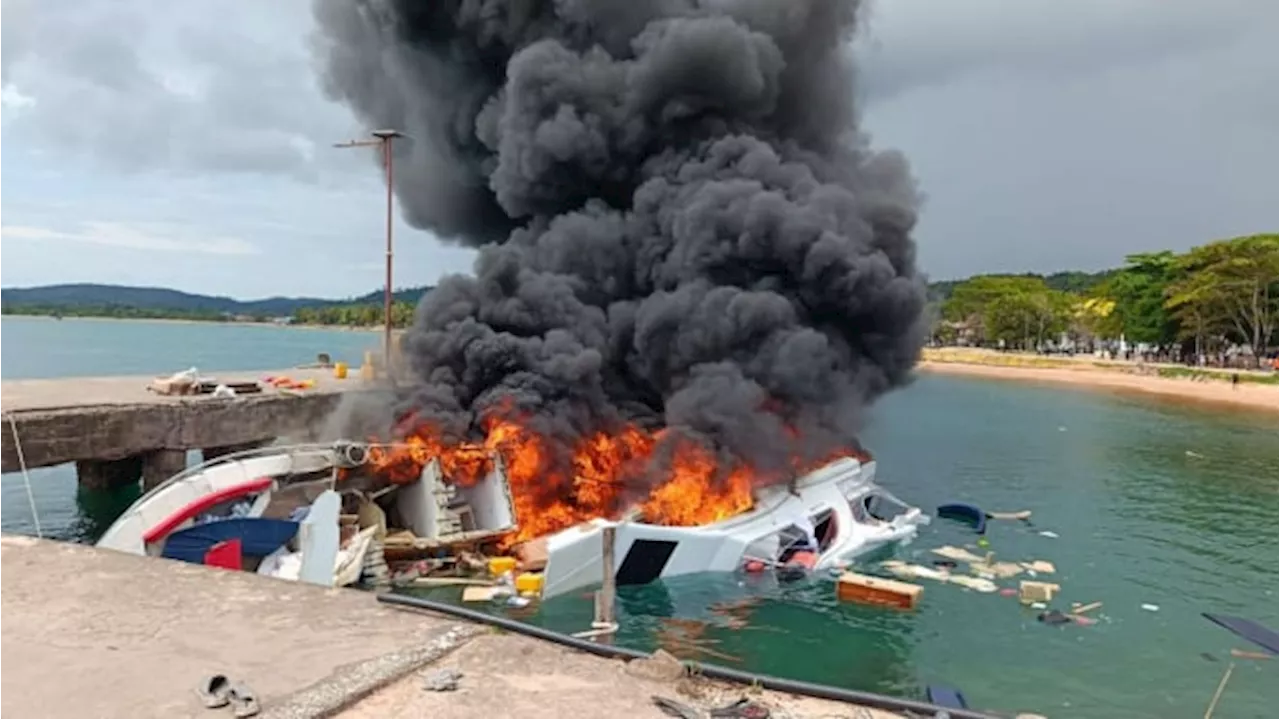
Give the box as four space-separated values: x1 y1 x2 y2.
2 315 1277 718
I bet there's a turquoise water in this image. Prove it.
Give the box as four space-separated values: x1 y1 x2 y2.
2 316 1276 718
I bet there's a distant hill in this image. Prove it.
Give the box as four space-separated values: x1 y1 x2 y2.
0 283 433 317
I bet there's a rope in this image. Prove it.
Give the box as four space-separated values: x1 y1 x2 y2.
6 413 44 539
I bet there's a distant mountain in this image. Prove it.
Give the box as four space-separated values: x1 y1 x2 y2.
0 283 432 317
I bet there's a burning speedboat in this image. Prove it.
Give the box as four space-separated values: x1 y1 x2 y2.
537 455 928 599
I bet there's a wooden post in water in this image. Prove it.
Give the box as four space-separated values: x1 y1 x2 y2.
590 524 618 641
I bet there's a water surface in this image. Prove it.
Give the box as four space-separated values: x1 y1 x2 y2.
2 316 1275 718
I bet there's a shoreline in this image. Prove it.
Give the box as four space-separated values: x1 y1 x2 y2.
1 313 390 333
917 357 1278 413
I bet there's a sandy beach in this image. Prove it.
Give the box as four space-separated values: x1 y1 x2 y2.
918 349 1278 413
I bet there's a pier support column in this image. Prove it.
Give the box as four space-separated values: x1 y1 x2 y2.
202 439 272 464
141 450 188 492
76 457 143 492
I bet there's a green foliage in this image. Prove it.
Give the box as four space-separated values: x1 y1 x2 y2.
1 303 232 322
934 233 1279 360
1164 234 1279 357
1 283 435 329
1092 251 1180 345
941 275 1073 348
292 301 417 328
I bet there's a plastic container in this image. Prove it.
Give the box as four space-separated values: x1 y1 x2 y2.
514 572 544 595
334 362 348 379
488 556 518 576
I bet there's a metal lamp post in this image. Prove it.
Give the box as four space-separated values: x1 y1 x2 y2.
334 129 404 375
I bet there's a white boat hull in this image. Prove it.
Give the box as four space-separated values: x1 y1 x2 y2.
96 444 351 556
540 458 928 599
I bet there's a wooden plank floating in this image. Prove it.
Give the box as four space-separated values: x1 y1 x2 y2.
836 572 922 610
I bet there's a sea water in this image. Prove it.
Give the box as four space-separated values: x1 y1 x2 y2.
2 315 1276 718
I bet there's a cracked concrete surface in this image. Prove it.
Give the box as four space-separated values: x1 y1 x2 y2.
0 536 463 719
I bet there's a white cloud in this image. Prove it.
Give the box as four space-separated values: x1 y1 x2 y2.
0 85 36 111
2 221 260 255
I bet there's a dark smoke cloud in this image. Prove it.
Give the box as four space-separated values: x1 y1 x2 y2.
312 0 927 482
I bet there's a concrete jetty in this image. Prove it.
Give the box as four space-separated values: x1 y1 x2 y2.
0 368 373 489
0 535 900 719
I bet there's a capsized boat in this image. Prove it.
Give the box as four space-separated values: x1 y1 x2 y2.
538 456 929 599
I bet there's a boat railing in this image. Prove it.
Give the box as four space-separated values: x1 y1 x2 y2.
118 440 420 521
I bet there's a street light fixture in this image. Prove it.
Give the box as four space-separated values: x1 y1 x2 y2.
333 129 406 375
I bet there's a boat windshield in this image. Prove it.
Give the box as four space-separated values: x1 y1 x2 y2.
853 490 913 524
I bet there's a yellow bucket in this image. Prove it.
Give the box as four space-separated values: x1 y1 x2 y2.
334 362 348 379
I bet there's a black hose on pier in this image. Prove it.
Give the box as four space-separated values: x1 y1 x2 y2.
377 592 999 719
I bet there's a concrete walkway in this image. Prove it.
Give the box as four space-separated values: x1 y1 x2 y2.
0 367 357 413
1 536 906 719
339 632 901 719
0 535 475 719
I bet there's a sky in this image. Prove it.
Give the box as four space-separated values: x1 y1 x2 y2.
1 0 1275 300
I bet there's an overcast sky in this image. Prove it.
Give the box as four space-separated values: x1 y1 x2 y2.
1 0 1275 299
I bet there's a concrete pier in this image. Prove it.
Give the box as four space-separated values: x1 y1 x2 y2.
0 368 371 489
0 536 900 719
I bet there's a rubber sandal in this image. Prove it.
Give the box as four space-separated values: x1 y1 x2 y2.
195 675 232 709
228 682 260 718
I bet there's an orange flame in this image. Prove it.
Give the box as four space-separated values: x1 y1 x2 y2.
363 410 862 545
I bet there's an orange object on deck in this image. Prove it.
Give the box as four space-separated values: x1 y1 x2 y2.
836 572 922 610
787 551 818 570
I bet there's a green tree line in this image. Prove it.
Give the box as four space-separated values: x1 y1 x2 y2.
0 303 236 322
292 301 416 328
934 233 1279 365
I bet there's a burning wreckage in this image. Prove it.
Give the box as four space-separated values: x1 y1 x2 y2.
95 431 928 600
99 0 938 607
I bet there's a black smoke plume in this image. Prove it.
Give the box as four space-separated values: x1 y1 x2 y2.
312 0 927 484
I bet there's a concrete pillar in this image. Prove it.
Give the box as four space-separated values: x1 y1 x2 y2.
202 439 271 464
76 456 142 492
141 449 188 492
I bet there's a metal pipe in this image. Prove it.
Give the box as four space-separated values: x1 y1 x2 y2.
376 592 998 719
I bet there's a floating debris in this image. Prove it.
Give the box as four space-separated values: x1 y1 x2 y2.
1019 581 1061 604
837 572 924 610
1141 603 1160 612
986 510 1033 521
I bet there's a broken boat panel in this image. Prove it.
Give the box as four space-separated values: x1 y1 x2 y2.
399 456 518 541
540 457 929 599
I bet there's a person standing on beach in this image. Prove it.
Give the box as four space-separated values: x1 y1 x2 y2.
1231 372 1240 389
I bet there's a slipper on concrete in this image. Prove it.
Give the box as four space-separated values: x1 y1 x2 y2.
228 682 260 718
196 675 232 709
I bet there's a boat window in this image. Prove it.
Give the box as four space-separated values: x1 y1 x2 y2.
774 524 814 562
811 509 837 552
863 492 909 522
